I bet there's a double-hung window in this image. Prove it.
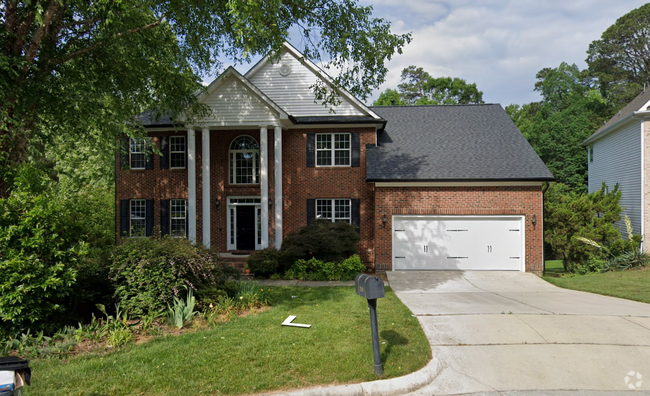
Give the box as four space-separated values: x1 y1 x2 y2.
229 136 260 184
316 133 350 166
130 138 147 169
316 199 351 223
170 136 186 168
170 199 186 237
130 199 146 237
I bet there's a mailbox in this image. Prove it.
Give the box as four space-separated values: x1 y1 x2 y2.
355 274 385 300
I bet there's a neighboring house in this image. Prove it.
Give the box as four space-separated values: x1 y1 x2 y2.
582 88 650 251
116 42 554 274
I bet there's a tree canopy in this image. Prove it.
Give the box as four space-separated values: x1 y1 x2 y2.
373 65 484 106
587 2 650 109
0 0 411 198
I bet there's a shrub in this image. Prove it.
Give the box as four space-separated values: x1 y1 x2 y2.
279 219 359 271
109 237 228 316
246 247 280 278
285 254 366 281
0 192 86 336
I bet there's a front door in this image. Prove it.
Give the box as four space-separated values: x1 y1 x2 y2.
236 206 256 250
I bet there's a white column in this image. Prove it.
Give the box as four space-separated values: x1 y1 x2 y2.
260 126 269 248
274 126 283 249
187 128 197 243
202 128 211 248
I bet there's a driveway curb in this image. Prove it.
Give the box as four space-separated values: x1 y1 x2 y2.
262 355 443 396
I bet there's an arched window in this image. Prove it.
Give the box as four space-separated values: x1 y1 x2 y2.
229 136 260 184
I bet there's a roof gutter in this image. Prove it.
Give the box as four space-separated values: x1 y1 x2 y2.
582 110 650 146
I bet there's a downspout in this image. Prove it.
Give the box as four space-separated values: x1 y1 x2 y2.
542 181 550 275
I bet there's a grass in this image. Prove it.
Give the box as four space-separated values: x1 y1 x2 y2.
24 286 430 395
543 260 650 304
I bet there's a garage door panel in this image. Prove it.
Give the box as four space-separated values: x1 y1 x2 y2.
393 216 524 271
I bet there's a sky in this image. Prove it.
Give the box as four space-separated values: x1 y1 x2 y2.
363 0 648 106
215 1 649 108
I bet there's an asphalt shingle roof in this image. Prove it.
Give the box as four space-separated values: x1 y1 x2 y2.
366 105 555 182
582 88 650 145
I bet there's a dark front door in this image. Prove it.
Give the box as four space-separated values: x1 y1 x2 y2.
236 206 256 250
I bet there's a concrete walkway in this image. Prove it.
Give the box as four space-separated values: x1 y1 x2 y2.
386 271 650 395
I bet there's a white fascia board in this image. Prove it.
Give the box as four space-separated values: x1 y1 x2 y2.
189 67 289 122
245 42 381 120
374 181 546 188
284 123 382 130
582 110 650 146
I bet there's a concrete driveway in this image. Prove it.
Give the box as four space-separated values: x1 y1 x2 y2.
386 271 650 395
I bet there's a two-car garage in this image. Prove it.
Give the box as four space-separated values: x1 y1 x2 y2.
392 216 525 271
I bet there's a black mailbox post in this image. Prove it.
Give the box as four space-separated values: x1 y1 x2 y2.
355 274 385 375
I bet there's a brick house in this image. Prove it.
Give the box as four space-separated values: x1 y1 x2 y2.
116 43 554 274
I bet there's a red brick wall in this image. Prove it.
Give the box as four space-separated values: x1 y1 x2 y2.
281 127 376 264
115 132 188 239
373 186 544 274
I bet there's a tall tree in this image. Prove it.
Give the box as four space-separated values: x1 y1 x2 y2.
0 0 411 198
374 65 484 106
587 3 650 109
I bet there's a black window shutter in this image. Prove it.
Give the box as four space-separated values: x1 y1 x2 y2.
185 136 189 170
145 199 154 236
185 202 189 238
351 199 360 234
306 134 315 167
351 133 360 167
160 199 170 236
120 200 129 236
160 136 169 169
307 199 315 225
120 138 129 169
145 140 154 170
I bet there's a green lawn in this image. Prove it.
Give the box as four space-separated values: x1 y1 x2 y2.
25 286 430 396
543 261 650 304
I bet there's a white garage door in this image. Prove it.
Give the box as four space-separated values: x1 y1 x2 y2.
393 216 524 271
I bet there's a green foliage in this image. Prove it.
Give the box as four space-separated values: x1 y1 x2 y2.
1 1 410 198
246 247 280 278
544 183 636 273
2 328 78 359
236 282 273 309
167 289 197 329
372 88 407 106
279 219 360 270
108 237 227 316
374 65 484 106
107 328 134 348
0 191 87 335
284 254 366 281
587 3 650 109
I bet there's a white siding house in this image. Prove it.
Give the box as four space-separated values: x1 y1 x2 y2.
583 89 650 251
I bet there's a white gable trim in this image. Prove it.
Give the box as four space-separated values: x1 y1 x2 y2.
245 42 381 120
197 67 289 121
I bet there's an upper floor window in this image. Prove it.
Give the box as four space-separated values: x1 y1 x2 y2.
229 136 260 184
316 133 350 166
130 199 146 237
316 199 351 223
170 136 186 168
589 146 594 163
130 138 147 169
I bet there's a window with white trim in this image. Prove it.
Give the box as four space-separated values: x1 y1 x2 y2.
316 133 350 166
170 136 186 168
229 136 260 184
130 138 147 169
170 199 186 237
316 199 351 223
130 199 146 237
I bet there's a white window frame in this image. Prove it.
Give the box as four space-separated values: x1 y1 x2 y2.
170 136 186 169
315 198 351 223
129 138 148 169
170 199 187 237
226 197 263 251
229 136 260 184
130 199 146 237
316 133 351 167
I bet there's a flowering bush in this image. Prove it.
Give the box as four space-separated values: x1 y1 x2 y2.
109 237 230 316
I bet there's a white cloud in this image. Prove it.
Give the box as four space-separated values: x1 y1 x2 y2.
367 0 649 106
